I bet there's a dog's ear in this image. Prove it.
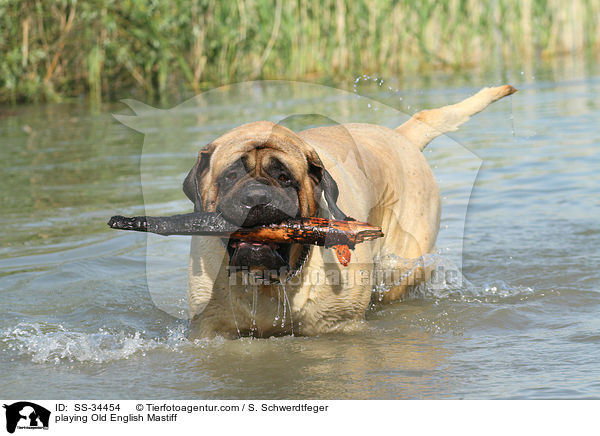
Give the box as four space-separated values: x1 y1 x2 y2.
183 146 213 212
306 150 353 221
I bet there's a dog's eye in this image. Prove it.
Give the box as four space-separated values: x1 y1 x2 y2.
278 174 290 183
225 171 238 182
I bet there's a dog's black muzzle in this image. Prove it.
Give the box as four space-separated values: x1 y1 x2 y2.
217 181 298 228
218 181 299 271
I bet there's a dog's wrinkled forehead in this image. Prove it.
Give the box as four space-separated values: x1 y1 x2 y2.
208 121 308 178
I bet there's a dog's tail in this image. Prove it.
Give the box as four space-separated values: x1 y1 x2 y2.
396 85 517 152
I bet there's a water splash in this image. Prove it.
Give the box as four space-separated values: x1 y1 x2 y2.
0 322 190 365
227 281 242 338
250 285 258 336
412 280 537 304
282 283 294 336
272 285 281 327
280 283 287 328
372 253 536 304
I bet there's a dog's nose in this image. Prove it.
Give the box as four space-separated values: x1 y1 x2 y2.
241 187 270 207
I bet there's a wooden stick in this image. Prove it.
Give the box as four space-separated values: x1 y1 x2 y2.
108 213 383 249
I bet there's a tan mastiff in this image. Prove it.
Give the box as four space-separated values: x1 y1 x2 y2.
183 85 516 338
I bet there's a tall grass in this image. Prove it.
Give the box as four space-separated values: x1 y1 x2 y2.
1 0 598 104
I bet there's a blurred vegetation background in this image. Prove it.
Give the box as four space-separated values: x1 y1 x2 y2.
1 0 598 105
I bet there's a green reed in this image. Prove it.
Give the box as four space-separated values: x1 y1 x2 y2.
1 0 598 104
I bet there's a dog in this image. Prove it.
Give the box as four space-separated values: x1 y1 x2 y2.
182 85 516 338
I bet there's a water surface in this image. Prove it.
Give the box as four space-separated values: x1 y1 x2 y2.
1 64 599 399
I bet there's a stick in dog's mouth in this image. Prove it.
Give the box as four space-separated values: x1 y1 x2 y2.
107 213 383 266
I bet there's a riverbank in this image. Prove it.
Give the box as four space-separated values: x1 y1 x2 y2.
2 0 599 105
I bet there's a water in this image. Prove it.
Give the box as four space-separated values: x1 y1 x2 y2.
1 62 599 399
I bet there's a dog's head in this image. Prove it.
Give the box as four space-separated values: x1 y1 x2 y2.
183 121 348 275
